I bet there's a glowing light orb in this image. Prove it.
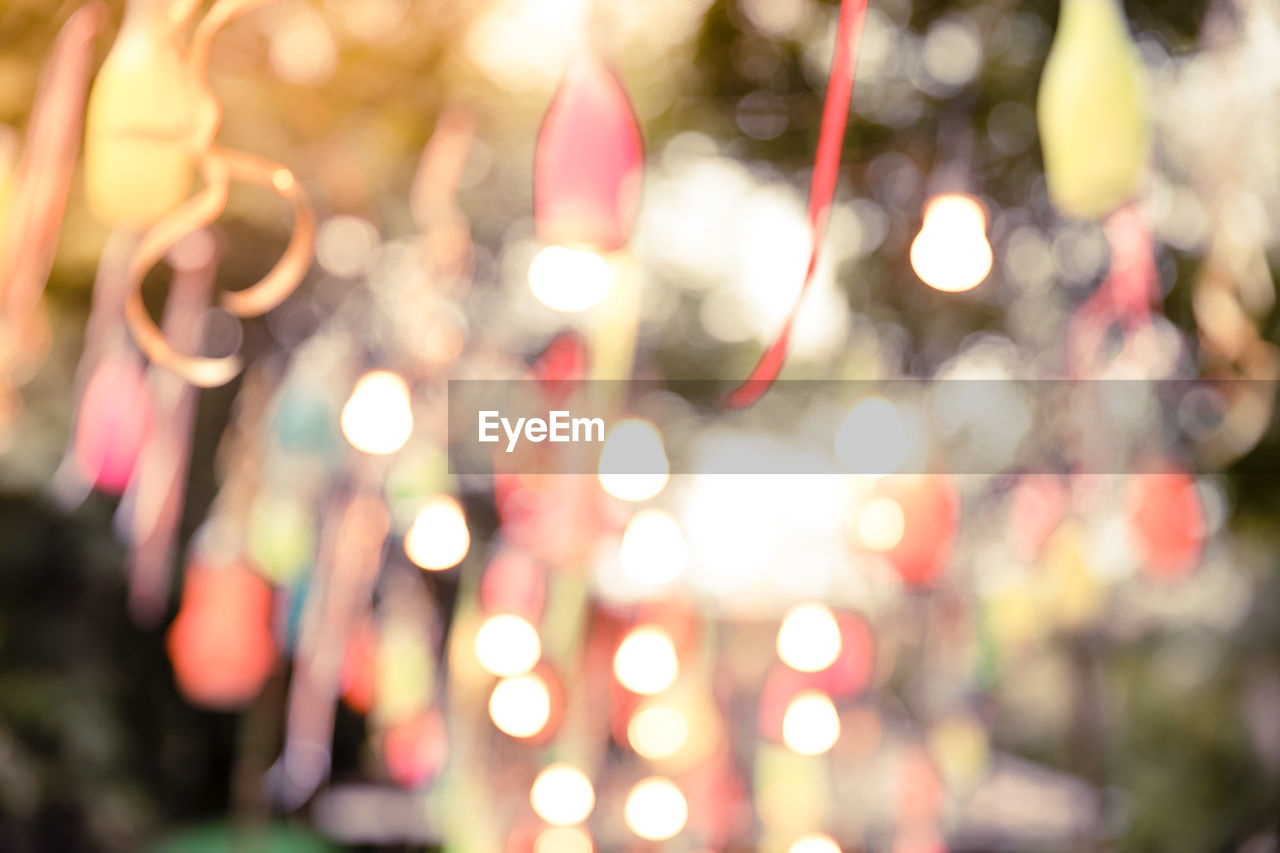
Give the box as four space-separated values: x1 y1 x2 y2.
618 509 688 584
598 419 669 502
627 704 688 760
530 764 595 826
474 614 541 677
535 826 593 853
835 396 909 476
528 246 611 312
782 691 840 755
340 370 413 455
858 496 906 551
404 495 470 570
613 626 678 695
909 194 993 293
787 835 843 853
489 673 552 739
624 777 688 841
776 603 842 673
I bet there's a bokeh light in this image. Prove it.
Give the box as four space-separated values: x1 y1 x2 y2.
776 603 842 673
340 370 414 455
598 419 670 502
489 673 551 739
782 691 841 756
619 508 688 584
474 614 541 677
910 194 993 293
627 703 688 760
623 777 688 841
534 826 593 853
528 246 611 312
613 626 679 695
835 396 910 476
404 495 470 571
787 834 843 853
857 495 906 551
530 764 595 827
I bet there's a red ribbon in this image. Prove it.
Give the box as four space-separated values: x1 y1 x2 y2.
725 0 869 408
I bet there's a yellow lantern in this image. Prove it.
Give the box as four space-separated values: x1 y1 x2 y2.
1037 0 1148 219
84 0 194 229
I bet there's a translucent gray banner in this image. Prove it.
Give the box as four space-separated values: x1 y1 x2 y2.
446 380 1278 475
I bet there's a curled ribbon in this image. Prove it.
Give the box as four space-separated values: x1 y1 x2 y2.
124 0 315 388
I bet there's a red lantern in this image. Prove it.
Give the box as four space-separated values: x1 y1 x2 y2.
875 476 960 589
534 51 643 252
479 548 547 622
381 708 449 788
167 561 276 709
1125 465 1204 581
340 619 377 715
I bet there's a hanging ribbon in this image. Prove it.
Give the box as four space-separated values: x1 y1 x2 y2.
0 5 104 342
121 0 316 387
725 0 868 409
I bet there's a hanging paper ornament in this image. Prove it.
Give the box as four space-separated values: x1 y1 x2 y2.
533 51 643 253
1041 519 1106 630
926 713 990 795
73 353 154 494
340 618 377 715
166 561 277 709
84 0 194 229
269 381 341 461
381 708 449 788
479 549 546 620
247 492 316 584
1037 0 1149 219
1125 465 1204 581
862 476 959 589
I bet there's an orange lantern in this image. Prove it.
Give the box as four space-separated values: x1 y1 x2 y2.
166 561 276 709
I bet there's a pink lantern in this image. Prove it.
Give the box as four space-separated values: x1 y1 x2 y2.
534 51 643 252
73 354 153 494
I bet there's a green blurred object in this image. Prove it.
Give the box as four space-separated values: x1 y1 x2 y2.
384 443 452 532
247 491 316 585
148 822 336 853
1037 0 1149 218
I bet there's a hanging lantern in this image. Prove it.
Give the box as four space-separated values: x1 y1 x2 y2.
533 51 643 253
73 353 153 495
166 561 277 709
863 476 960 589
1125 465 1204 581
84 0 194 229
1037 0 1148 219
381 708 449 788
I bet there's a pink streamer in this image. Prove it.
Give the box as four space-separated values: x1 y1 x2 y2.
725 0 869 408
